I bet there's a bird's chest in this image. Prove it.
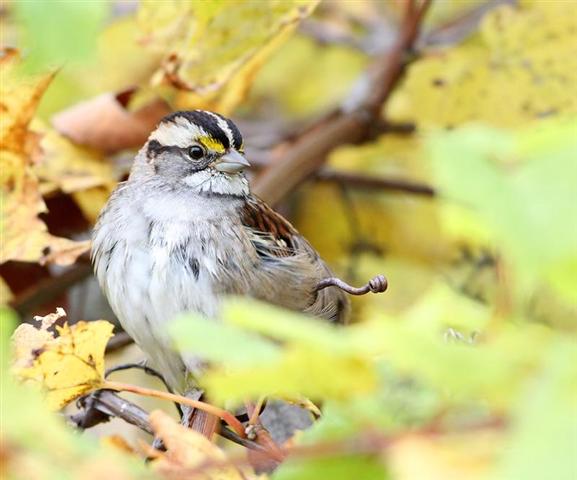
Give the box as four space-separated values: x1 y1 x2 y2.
102 196 253 329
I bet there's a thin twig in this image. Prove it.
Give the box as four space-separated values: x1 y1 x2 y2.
315 275 388 295
102 380 246 437
219 427 270 452
105 362 182 415
68 389 153 434
316 169 435 196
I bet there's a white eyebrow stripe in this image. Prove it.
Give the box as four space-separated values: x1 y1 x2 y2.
149 116 208 148
203 111 235 148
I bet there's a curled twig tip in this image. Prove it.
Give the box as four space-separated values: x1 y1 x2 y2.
315 274 388 296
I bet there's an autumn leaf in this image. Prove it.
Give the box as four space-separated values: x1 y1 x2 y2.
387 2 577 128
51 90 171 154
138 0 318 113
0 49 90 265
149 410 256 480
34 121 116 195
12 308 114 410
389 431 502 480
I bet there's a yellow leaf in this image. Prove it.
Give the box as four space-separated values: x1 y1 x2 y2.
96 16 163 92
34 122 115 195
13 311 114 410
175 23 296 115
0 50 90 265
149 409 255 480
0 49 53 154
253 35 367 118
387 2 577 128
138 0 318 109
71 188 112 224
389 430 502 480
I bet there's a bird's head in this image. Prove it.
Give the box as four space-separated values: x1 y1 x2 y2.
139 110 250 197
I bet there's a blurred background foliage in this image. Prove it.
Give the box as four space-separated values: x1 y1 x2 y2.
1 0 576 479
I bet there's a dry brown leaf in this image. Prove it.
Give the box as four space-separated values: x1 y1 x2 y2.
52 89 170 153
12 307 67 370
33 306 67 329
149 410 256 480
39 239 92 266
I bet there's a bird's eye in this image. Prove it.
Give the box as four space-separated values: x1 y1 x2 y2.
188 145 205 160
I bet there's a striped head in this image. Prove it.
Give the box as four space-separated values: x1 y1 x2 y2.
140 110 250 196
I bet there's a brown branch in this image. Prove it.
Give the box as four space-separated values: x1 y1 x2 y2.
316 169 435 196
253 0 433 206
68 389 153 434
69 389 268 453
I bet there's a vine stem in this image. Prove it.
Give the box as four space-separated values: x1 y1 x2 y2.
101 380 245 438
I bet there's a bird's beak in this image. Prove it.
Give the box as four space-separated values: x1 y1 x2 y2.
213 150 250 173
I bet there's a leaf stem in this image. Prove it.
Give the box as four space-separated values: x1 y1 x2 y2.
101 380 245 438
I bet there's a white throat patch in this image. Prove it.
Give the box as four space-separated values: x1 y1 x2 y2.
182 169 249 197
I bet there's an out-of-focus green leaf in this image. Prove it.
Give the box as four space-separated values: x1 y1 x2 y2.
429 120 577 305
170 312 280 368
497 340 577 480
274 455 389 480
1 308 17 370
15 0 107 72
223 298 345 350
204 344 377 404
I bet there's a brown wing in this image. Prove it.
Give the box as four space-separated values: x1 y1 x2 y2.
240 195 349 324
240 195 300 258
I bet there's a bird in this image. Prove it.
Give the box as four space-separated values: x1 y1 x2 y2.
92 110 350 433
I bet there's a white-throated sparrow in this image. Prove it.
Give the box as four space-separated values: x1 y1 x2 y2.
92 110 349 398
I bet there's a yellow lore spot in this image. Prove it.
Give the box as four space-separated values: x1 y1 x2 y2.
198 136 226 154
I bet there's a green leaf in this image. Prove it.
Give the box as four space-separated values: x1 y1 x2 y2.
170 312 280 368
223 298 346 350
274 455 389 480
15 0 107 72
429 120 577 303
497 340 577 480
204 345 377 404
